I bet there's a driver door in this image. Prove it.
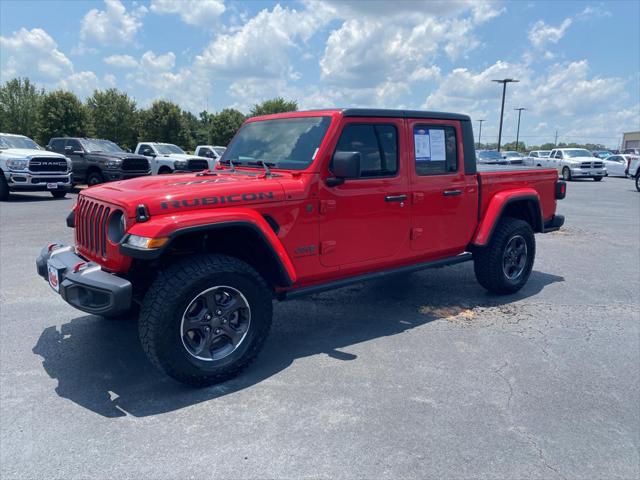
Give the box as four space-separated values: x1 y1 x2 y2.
318 118 411 267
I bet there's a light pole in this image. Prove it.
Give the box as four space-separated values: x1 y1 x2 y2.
492 78 519 151
477 119 485 148
514 108 526 152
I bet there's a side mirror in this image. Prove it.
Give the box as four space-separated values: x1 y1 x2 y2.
327 151 361 186
73 150 84 156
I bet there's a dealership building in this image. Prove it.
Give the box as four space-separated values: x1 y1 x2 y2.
622 131 640 149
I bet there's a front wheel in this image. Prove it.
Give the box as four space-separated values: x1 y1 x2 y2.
0 175 9 201
562 167 572 181
473 217 535 294
635 174 639 192
593 177 603 182
86 171 104 186
50 190 67 199
139 254 273 387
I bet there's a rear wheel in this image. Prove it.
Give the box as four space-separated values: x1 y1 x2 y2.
0 174 9 201
139 254 273 387
87 171 104 186
562 167 572 181
474 217 535 294
50 190 67 199
593 177 603 182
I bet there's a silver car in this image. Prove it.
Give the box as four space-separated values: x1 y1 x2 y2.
547 148 607 181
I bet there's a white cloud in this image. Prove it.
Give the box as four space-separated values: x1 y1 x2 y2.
409 66 442 83
140 51 176 70
0 27 73 82
528 18 572 49
59 71 100 97
104 54 138 69
196 4 330 78
80 0 146 47
150 0 225 26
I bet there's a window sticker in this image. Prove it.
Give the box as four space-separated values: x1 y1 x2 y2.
414 128 431 161
429 128 446 161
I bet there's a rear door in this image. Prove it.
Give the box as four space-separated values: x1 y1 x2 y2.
407 120 478 257
318 118 410 267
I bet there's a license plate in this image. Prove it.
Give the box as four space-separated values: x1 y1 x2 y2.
46 183 58 189
47 262 60 292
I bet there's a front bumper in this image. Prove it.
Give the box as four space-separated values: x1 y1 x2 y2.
5 170 72 190
569 168 607 177
36 244 132 316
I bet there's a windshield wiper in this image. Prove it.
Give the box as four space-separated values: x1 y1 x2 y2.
247 160 275 177
219 159 237 172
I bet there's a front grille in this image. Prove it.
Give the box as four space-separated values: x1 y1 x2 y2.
29 157 67 172
31 176 70 184
76 197 112 258
122 157 149 171
581 161 604 169
187 159 208 171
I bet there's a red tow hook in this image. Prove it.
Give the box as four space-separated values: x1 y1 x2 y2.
72 261 87 273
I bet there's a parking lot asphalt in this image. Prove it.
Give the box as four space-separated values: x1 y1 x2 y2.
1 177 638 479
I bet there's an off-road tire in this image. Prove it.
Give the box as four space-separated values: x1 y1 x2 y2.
0 174 9 201
50 190 67 199
593 176 603 182
87 171 104 186
562 167 572 181
473 217 535 294
139 254 273 387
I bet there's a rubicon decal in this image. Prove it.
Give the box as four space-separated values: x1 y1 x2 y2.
160 191 275 209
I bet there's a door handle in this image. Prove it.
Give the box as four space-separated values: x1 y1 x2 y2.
443 189 462 197
385 194 407 202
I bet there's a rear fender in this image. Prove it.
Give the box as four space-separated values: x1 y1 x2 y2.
123 208 297 285
472 189 542 247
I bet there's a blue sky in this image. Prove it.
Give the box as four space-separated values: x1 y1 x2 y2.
1 0 638 148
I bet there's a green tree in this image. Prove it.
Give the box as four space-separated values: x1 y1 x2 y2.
138 100 185 146
249 97 297 117
209 108 246 146
0 78 44 139
86 88 138 150
37 90 91 145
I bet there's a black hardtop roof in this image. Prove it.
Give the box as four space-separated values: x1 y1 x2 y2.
341 108 470 122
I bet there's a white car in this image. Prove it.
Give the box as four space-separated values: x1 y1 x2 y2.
194 145 226 162
600 154 629 177
547 148 607 181
134 142 213 175
0 133 72 200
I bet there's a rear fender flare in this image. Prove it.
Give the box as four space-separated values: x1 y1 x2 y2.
472 189 543 247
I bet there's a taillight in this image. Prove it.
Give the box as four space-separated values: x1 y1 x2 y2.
556 180 567 200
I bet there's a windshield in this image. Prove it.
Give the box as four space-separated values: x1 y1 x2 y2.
477 150 502 160
595 151 611 157
80 139 107 152
97 140 124 153
221 116 332 170
0 134 41 150
564 149 593 158
156 144 185 155
504 151 523 158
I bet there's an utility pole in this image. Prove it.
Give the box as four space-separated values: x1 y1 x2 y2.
554 130 558 146
492 78 519 151
514 108 526 152
477 119 485 148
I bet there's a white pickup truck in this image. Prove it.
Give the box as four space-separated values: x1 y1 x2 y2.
544 148 607 181
0 133 72 200
134 142 214 175
194 145 226 162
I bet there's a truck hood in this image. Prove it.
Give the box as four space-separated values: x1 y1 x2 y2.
154 153 208 161
565 156 600 164
82 170 288 217
87 151 147 160
0 148 66 159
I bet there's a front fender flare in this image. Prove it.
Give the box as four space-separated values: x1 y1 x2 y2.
471 189 542 247
120 208 297 285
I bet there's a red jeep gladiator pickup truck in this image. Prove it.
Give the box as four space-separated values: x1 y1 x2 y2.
37 109 565 386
